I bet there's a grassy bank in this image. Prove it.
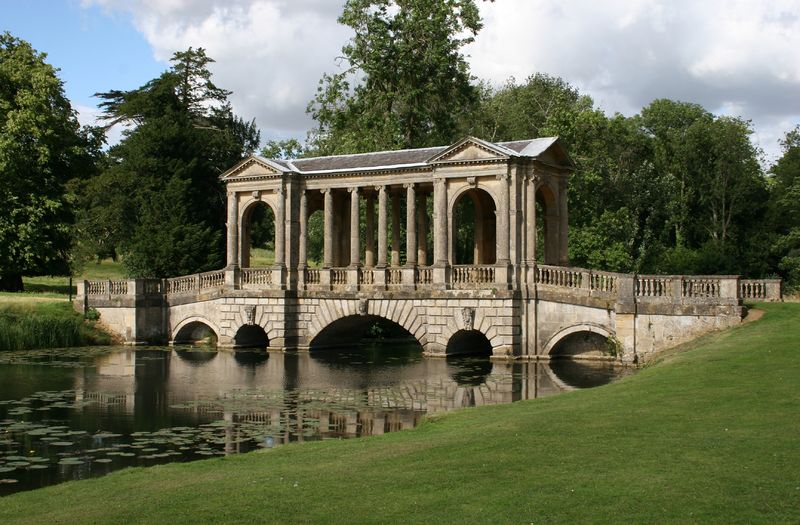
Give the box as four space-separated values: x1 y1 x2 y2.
1 303 798 523
0 300 114 351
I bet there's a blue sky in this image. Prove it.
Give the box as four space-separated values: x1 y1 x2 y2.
3 0 163 120
3 1 799 162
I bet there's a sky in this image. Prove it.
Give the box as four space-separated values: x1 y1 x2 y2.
3 0 799 163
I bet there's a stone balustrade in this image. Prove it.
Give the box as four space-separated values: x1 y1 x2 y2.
78 265 783 306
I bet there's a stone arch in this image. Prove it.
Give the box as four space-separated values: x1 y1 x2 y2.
239 196 278 268
542 323 614 356
306 298 427 349
171 316 221 344
448 186 497 264
445 329 492 356
438 308 509 357
535 182 560 265
225 304 282 348
233 324 270 348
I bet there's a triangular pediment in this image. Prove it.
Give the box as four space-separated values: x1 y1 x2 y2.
220 156 287 181
427 136 514 164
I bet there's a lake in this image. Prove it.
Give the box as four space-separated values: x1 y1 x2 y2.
0 344 629 495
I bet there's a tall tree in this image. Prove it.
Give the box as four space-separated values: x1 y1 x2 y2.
76 48 259 277
769 126 800 287
307 0 482 155
0 33 98 291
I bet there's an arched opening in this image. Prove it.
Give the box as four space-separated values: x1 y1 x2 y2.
310 315 419 350
536 185 558 265
173 321 218 346
310 316 423 372
306 208 324 267
233 324 270 349
445 330 492 357
549 331 611 359
452 188 496 265
241 200 275 268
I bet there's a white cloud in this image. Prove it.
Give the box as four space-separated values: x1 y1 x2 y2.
81 0 800 161
468 0 800 162
82 0 350 140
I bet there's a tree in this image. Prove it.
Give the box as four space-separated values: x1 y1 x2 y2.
0 33 98 291
769 126 800 288
76 48 259 277
307 0 482 155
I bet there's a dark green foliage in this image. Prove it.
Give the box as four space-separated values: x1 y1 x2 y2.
0 33 100 291
769 127 800 288
307 0 482 154
75 48 259 278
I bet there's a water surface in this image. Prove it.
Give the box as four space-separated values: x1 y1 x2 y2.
0 345 629 495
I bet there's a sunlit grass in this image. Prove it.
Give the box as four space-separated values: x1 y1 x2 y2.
1 303 798 523
0 301 114 351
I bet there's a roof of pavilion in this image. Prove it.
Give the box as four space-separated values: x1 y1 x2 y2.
221 136 574 181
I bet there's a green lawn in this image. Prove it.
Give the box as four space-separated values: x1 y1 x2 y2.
1 303 798 523
22 258 126 295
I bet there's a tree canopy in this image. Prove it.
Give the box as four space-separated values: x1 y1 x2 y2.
75 47 259 278
0 33 99 291
307 0 482 155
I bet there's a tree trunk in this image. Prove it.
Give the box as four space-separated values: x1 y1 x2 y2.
0 274 24 292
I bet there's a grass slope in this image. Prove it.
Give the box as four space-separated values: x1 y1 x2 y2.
2 304 799 524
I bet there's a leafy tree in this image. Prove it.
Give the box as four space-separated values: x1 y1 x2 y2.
307 0 482 155
76 48 259 277
0 33 99 291
769 126 800 288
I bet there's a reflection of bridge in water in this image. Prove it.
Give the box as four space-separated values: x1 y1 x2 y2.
72 349 608 445
77 136 781 363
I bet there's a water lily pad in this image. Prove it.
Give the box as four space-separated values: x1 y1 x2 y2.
57 458 85 466
94 458 113 464
0 478 18 484
50 441 73 447
28 464 49 470
0 467 16 473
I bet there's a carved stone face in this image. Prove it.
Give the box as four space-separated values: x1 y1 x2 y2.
461 307 475 331
244 305 256 325
358 299 369 316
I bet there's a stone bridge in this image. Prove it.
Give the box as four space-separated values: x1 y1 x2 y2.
77 136 782 363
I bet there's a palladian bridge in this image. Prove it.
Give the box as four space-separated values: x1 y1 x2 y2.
77 136 781 363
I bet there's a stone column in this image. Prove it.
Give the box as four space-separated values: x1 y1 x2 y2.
377 186 388 267
497 171 510 265
298 190 308 268
275 187 286 267
365 193 375 267
323 189 333 268
417 193 427 265
558 178 569 265
226 191 239 267
391 191 401 266
405 184 417 266
526 174 537 265
349 187 360 267
433 178 448 266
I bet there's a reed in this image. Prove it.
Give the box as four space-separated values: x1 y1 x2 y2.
0 302 112 351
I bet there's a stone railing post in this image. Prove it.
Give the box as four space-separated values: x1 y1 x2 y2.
615 274 636 314
672 276 684 304
347 267 360 291
224 266 240 290
581 270 592 290
401 267 415 289
319 268 332 291
720 276 739 303
766 279 783 301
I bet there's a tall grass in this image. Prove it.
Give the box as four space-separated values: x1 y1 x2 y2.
0 302 112 351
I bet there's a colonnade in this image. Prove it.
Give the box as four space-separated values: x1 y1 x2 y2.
303 184 430 270
225 171 571 285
